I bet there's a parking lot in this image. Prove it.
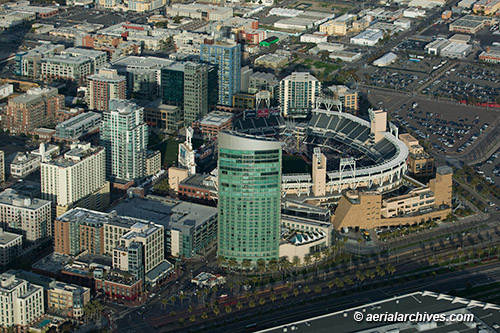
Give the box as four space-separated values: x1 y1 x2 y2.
366 91 499 155
422 63 500 103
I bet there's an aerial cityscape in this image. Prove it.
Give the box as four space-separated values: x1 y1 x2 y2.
0 0 498 331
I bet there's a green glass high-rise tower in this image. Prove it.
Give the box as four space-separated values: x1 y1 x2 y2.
217 131 282 264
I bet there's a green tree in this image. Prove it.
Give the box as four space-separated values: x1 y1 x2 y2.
190 315 196 323
327 281 334 289
249 299 256 308
385 264 396 275
292 256 301 275
293 288 299 297
228 258 238 271
344 276 353 286
242 259 252 270
213 306 220 316
376 265 385 277
259 297 265 306
201 312 208 320
270 293 277 303
225 305 232 314
282 291 289 300
179 318 185 326
161 298 168 310
314 285 322 293
304 285 311 294
257 259 267 280
335 277 344 288
217 256 227 267
236 300 243 310
356 270 365 283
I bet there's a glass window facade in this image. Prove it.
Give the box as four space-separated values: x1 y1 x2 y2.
217 132 281 264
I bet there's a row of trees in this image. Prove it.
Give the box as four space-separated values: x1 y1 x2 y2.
169 262 397 327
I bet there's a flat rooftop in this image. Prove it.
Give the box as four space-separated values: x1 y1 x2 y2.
109 195 217 230
0 189 50 210
259 291 500 333
197 111 233 127
32 252 71 273
0 230 22 245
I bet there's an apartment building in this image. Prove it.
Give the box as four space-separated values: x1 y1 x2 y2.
100 100 148 182
87 68 127 111
280 72 320 118
47 282 90 319
41 142 109 216
0 229 22 266
4 87 64 134
0 189 52 241
0 273 44 329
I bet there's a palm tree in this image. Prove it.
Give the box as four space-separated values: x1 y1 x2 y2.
314 285 322 293
170 295 176 305
213 306 220 316
242 259 252 271
313 252 322 264
161 298 168 310
257 259 267 280
293 288 299 298
179 293 186 307
282 291 289 300
385 263 396 275
211 286 218 302
365 269 375 280
249 299 256 308
304 255 312 267
268 258 278 278
201 312 208 320
356 270 365 283
313 252 322 275
344 276 353 286
190 315 196 323
327 281 334 289
179 318 185 327
170 311 176 317
217 256 227 268
335 277 344 288
188 305 193 313
225 305 232 314
228 258 238 271
259 297 266 306
270 293 277 303
292 256 301 276
279 256 289 272
236 300 243 311
376 265 385 277
304 285 311 294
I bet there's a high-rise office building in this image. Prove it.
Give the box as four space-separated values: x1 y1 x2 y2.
161 62 216 126
200 41 241 107
279 72 321 118
100 99 148 181
217 131 282 264
41 142 109 217
87 68 126 111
